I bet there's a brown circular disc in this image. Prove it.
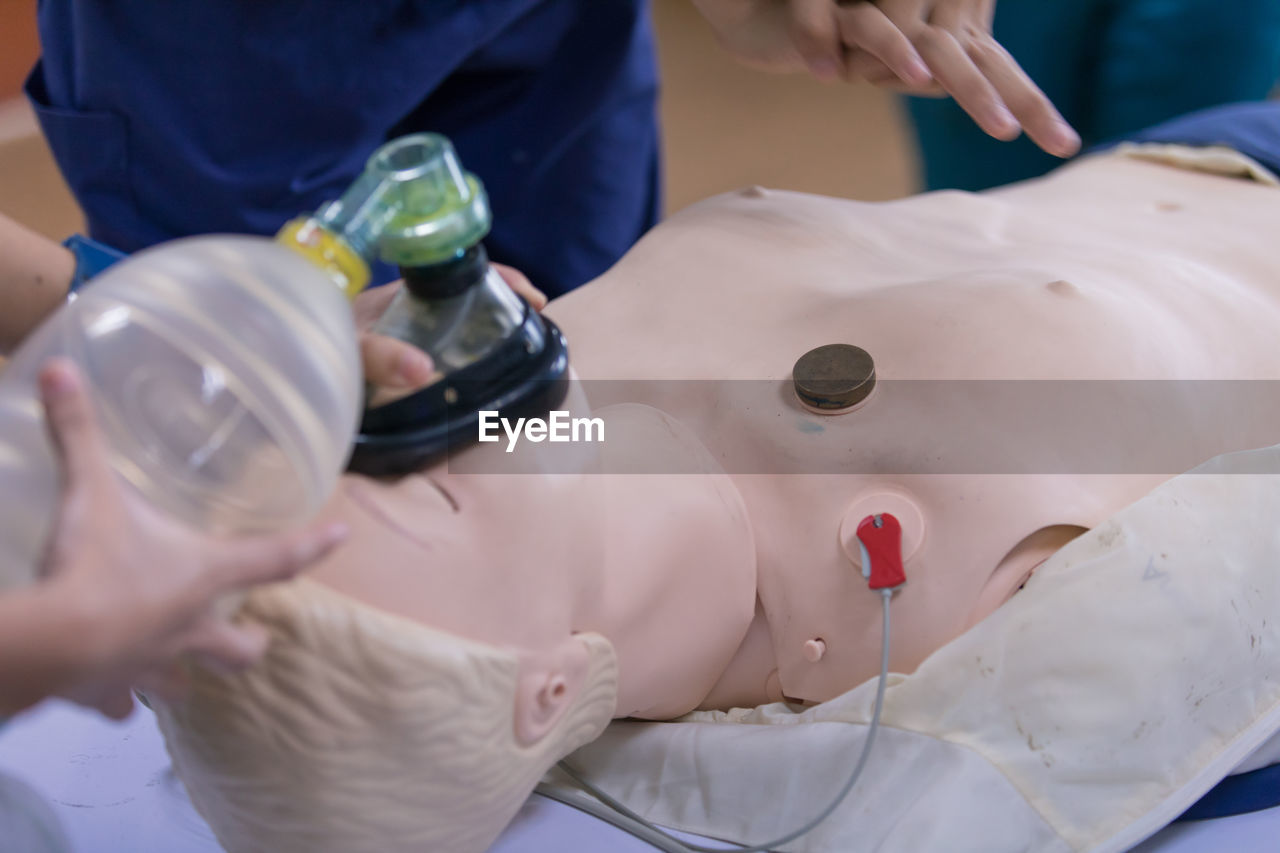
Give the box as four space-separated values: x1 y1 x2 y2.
792 344 876 412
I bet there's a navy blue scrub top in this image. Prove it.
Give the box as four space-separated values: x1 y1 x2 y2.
27 0 660 297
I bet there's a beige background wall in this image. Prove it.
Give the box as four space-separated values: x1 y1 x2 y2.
652 0 917 211
0 0 918 241
0 1 83 238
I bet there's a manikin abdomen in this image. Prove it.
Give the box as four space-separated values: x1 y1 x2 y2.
548 155 1280 702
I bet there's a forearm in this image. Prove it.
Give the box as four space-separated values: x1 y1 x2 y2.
0 582 96 714
0 212 75 355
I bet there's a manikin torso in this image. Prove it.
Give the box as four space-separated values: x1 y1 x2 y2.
310 153 1280 719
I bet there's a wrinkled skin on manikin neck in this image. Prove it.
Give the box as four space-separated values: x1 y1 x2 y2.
310 153 1280 714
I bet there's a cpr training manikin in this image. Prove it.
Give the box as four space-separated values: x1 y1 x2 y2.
153 142 1280 853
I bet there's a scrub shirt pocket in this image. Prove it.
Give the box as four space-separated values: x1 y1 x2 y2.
24 62 136 247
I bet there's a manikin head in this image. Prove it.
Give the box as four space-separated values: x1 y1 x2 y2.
154 580 618 853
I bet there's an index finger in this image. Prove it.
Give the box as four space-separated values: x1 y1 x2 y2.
493 263 547 311
911 26 1020 141
964 36 1080 158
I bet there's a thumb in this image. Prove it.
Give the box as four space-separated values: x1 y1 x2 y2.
39 359 112 490
788 0 842 81
185 618 272 673
96 688 136 720
492 263 547 312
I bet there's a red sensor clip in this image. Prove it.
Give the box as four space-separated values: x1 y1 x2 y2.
856 513 907 591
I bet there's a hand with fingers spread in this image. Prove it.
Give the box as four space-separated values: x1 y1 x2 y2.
0 361 348 719
354 262 548 392
838 0 1080 158
691 0 1080 159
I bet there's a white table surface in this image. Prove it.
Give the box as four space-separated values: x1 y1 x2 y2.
0 701 1274 853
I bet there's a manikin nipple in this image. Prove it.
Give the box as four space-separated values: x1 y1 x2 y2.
1045 279 1079 297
